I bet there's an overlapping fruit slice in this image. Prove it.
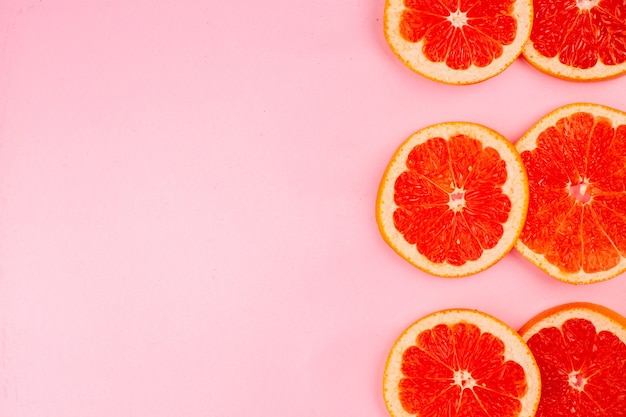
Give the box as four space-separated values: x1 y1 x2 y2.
384 309 541 417
519 302 626 417
524 0 626 80
384 0 533 84
377 122 528 277
516 103 626 284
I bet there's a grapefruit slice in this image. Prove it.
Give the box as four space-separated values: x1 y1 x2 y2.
376 122 528 277
516 103 626 284
383 309 541 417
519 302 626 417
383 0 533 84
524 0 626 81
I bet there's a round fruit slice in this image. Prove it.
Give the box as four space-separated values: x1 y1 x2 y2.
519 302 626 417
376 122 528 277
383 309 541 417
524 0 626 81
383 0 533 84
516 103 626 284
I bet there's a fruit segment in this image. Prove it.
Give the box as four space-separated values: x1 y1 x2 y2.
524 0 626 80
384 0 533 84
516 103 626 284
384 309 541 417
520 303 626 417
377 123 528 277
393 135 510 267
400 0 517 70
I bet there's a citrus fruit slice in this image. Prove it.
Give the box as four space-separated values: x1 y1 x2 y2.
523 0 626 81
376 122 528 277
516 103 626 284
383 0 533 84
383 309 541 417
519 302 626 417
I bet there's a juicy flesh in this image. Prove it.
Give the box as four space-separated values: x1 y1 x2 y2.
399 323 527 416
393 134 511 266
530 0 626 69
527 318 626 416
520 112 626 274
399 0 518 69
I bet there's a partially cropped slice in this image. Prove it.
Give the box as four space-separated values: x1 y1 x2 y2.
383 0 533 84
384 309 541 417
524 0 626 81
519 302 626 417
516 103 626 284
377 122 528 277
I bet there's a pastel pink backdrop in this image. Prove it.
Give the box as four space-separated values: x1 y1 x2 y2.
2 1 626 416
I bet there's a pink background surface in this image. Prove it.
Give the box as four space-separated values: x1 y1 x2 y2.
2 1 626 416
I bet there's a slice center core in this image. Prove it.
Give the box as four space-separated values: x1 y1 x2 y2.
569 180 591 203
447 9 468 28
448 188 466 212
568 371 587 391
576 0 599 10
453 369 476 389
